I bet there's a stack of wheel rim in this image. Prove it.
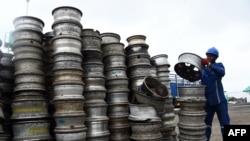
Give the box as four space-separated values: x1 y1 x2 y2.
129 104 163 141
51 6 87 141
150 54 177 140
11 16 53 141
101 32 131 141
125 35 152 103
43 31 54 102
150 59 158 79
0 53 14 103
0 51 11 140
160 97 178 141
43 31 56 137
176 85 207 141
80 29 110 141
150 54 171 95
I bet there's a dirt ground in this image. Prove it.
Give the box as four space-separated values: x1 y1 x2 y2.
210 103 250 141
174 103 250 141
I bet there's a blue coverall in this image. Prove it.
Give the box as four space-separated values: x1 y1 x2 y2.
201 62 230 141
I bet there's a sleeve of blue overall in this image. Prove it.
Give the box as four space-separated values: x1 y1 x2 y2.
201 63 226 105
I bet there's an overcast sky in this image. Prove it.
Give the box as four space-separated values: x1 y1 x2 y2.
0 0 249 96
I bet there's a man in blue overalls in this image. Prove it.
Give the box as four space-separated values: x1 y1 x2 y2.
201 47 230 141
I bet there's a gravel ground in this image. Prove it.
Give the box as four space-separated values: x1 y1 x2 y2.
210 103 250 141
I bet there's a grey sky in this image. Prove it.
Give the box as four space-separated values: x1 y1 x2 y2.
0 0 249 94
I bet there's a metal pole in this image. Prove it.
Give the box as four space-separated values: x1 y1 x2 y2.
26 0 30 15
175 74 179 97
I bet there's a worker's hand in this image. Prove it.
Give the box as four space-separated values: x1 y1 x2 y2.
201 58 210 65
